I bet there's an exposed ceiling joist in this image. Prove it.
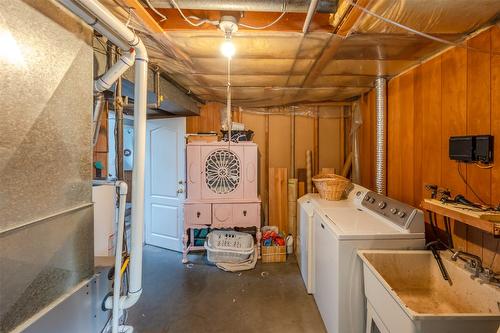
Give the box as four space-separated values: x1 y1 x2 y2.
123 0 164 32
301 0 372 87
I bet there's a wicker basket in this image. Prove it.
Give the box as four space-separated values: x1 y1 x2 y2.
312 174 351 201
261 245 286 263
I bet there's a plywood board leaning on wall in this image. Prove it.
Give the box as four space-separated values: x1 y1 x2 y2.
269 168 288 234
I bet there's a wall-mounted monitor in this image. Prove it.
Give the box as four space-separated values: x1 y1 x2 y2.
449 135 493 163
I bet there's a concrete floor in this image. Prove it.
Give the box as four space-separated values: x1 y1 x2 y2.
127 245 326 333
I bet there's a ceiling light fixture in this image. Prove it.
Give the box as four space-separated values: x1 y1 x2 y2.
219 16 238 59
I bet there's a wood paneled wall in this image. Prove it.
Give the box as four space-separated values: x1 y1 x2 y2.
358 91 376 190
186 102 345 225
358 26 500 271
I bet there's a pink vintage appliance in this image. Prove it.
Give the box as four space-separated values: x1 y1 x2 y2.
183 141 262 263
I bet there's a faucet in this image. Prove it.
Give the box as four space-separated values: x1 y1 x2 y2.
451 251 483 277
451 251 500 287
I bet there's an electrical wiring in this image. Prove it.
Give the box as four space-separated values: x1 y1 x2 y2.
169 0 211 26
238 11 288 30
187 15 219 26
170 0 287 29
143 0 167 22
94 35 108 51
457 162 489 206
475 162 494 169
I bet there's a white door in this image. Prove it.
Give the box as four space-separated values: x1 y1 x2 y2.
145 118 186 251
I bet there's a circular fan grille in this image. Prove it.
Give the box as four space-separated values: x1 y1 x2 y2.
205 149 241 194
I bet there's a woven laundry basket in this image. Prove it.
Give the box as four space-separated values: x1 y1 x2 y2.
312 174 351 201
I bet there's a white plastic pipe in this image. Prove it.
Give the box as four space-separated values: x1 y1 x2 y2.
59 0 130 50
57 0 148 316
95 50 135 92
302 0 319 33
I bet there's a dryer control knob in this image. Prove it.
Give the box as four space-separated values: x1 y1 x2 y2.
378 201 387 209
398 211 406 218
390 208 398 214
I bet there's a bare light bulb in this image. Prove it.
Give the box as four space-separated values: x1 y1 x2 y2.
220 39 235 58
0 30 24 66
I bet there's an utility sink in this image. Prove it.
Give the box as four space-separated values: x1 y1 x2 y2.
358 250 500 333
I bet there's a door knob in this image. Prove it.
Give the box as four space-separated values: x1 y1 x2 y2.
197 212 201 218
243 210 247 216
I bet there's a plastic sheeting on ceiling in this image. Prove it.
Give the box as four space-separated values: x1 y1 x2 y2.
106 0 500 108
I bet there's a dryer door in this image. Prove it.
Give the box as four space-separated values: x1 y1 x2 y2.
313 214 339 333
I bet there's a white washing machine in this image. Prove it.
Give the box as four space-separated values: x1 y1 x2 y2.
296 185 366 294
311 189 425 333
297 195 315 293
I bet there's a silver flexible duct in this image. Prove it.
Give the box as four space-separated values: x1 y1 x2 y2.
375 77 386 195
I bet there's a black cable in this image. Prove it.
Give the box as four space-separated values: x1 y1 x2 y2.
457 162 489 206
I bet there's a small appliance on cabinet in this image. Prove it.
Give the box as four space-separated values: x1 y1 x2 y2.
183 141 261 263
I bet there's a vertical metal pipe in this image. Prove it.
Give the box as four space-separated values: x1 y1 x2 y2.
375 77 387 195
110 45 125 181
116 76 124 180
153 66 161 107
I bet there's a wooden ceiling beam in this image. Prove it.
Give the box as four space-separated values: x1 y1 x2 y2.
122 0 165 33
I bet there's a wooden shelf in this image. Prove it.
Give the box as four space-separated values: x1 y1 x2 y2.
421 199 500 237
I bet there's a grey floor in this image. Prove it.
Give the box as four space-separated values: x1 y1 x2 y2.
127 245 326 333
